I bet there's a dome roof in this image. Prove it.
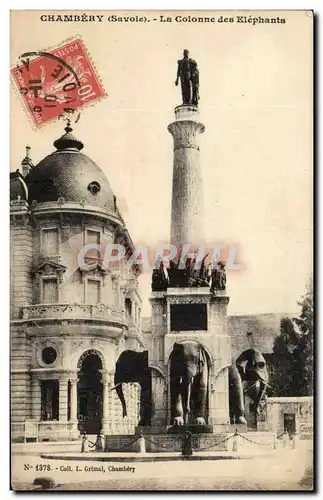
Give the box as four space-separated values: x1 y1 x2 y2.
26 125 116 209
10 170 28 201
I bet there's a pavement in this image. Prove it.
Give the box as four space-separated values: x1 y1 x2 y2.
10 441 314 491
40 449 276 462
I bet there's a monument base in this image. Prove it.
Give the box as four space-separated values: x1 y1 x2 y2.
166 425 215 435
135 425 217 435
227 424 248 433
104 430 276 453
106 432 229 453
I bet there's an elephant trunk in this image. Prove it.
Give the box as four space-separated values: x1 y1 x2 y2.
114 374 127 418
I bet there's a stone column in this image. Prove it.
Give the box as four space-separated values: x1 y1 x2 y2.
69 377 78 422
109 373 116 434
59 375 69 422
69 376 79 440
168 105 205 250
208 297 231 429
100 370 112 435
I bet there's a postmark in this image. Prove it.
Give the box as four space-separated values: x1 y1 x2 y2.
11 37 107 127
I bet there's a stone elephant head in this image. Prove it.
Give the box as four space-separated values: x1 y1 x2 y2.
229 348 268 425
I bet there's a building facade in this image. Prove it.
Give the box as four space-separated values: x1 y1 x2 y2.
10 125 143 442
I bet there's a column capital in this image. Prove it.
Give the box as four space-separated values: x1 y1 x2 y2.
59 373 72 384
167 119 205 150
99 369 114 384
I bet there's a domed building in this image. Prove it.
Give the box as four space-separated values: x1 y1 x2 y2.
10 124 143 442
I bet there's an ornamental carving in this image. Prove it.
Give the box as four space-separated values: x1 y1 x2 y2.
167 296 210 305
34 339 62 368
33 259 67 283
103 223 115 238
77 349 106 369
72 339 84 349
10 213 31 227
168 121 204 151
22 303 126 323
78 262 109 285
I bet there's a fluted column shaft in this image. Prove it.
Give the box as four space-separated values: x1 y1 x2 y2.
168 106 205 250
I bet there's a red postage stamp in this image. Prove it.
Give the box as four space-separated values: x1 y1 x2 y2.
11 37 106 127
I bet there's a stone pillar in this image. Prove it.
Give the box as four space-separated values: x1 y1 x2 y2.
31 375 41 420
100 370 112 435
208 296 231 429
69 377 78 422
168 105 205 250
69 377 79 440
59 375 69 422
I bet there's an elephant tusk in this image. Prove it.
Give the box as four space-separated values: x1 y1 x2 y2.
243 379 271 393
110 382 123 391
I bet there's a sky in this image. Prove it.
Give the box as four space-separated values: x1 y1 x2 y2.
10 10 313 317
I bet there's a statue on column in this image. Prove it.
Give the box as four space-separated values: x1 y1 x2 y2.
151 259 169 291
210 261 226 293
175 49 200 106
190 60 200 106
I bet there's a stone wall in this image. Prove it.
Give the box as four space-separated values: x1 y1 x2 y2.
10 218 33 441
105 433 228 453
228 313 295 359
266 396 313 438
10 222 33 318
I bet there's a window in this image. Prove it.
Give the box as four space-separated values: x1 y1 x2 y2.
42 346 57 365
87 279 101 304
125 298 132 318
41 380 59 421
85 229 101 264
170 303 207 331
88 181 101 196
42 228 59 256
43 278 58 303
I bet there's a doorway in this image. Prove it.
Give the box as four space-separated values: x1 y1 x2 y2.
77 352 103 434
284 413 296 436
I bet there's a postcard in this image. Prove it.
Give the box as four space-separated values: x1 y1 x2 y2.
10 10 313 491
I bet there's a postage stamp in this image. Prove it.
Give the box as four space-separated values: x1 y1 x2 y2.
11 37 106 127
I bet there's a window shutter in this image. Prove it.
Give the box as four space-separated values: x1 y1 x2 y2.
43 278 58 303
42 229 59 256
87 279 100 304
86 230 100 263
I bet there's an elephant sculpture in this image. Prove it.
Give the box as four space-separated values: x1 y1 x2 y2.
112 350 152 426
169 341 208 426
229 348 268 425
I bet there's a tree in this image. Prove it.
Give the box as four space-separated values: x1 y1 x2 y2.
271 280 313 396
293 279 314 395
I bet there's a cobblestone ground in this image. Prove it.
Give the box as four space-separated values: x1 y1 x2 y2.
11 442 313 491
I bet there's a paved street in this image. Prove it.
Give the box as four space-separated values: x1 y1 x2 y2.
11 442 313 491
